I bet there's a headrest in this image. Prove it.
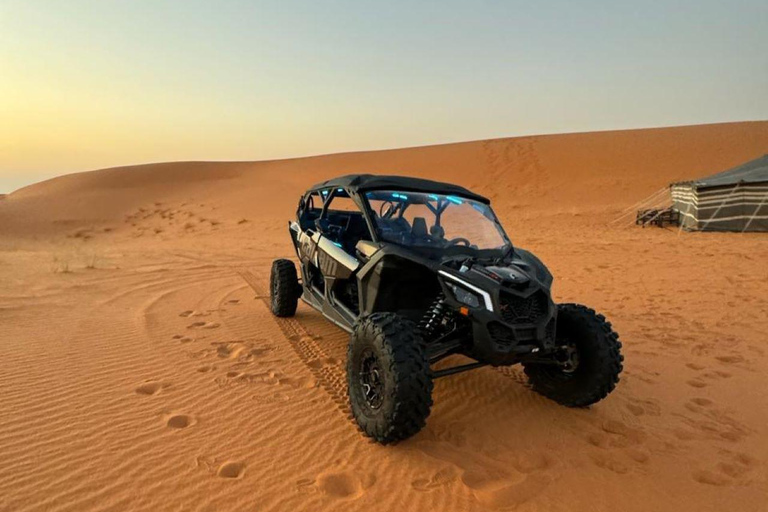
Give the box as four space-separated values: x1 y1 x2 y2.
411 217 428 237
430 224 445 238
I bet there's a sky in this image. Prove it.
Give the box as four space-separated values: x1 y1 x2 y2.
1 0 767 192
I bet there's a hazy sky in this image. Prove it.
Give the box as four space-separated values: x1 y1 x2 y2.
1 0 766 192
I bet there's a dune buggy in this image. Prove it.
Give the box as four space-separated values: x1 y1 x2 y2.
270 174 623 443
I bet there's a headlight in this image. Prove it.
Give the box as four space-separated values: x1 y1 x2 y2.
438 270 494 312
447 283 481 309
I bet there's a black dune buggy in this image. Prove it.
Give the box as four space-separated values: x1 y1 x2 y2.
270 174 623 443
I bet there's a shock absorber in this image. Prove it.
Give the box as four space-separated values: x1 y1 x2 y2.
419 294 446 341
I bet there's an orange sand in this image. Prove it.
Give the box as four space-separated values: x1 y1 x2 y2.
1 121 767 512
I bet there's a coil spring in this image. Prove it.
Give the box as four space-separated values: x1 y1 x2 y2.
419 294 446 340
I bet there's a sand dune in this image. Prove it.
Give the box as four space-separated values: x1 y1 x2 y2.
1 121 767 512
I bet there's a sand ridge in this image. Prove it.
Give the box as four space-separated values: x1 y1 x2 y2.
0 121 767 512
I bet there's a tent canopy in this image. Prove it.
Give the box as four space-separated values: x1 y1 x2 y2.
673 154 768 188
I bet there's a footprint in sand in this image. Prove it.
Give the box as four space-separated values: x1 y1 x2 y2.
244 346 272 360
411 467 460 492
672 428 698 441
687 379 707 388
512 452 553 473
241 369 316 389
704 370 732 380
212 341 273 361
624 448 650 463
188 321 220 330
307 357 341 369
716 355 744 364
624 398 662 417
460 467 551 508
414 441 552 509
135 381 168 396
315 470 375 499
276 375 317 389
600 419 646 444
590 452 630 474
214 341 248 359
217 461 246 479
692 470 731 486
586 420 649 468
166 414 195 429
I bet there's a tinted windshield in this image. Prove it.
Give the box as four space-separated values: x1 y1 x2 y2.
365 191 509 252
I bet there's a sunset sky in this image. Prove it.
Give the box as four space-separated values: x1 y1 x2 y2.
1 0 766 192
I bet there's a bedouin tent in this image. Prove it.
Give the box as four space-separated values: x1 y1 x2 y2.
670 154 768 232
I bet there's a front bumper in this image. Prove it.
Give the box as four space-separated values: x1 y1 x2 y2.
438 272 557 366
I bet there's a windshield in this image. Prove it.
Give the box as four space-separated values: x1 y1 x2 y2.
364 191 510 252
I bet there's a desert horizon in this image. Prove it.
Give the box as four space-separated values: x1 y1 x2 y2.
1 120 767 511
4 119 766 196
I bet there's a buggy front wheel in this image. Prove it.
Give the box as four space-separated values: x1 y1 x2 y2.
347 313 433 444
523 303 623 407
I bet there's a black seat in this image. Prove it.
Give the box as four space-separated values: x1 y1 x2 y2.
411 217 428 238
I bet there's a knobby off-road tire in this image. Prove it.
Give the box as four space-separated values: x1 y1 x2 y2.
347 313 433 444
269 259 300 317
524 303 623 407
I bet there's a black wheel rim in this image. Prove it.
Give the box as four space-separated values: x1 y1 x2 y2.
557 343 580 374
359 349 384 410
538 341 580 380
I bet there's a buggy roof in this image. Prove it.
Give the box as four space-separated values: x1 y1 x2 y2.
309 174 489 204
672 154 768 188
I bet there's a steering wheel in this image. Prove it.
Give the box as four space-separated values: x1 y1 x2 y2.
379 200 396 219
447 237 471 247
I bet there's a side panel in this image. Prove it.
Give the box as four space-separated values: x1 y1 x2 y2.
297 229 319 266
288 221 302 258
294 227 362 332
315 237 358 280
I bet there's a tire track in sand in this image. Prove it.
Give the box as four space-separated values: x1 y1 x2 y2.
238 270 533 412
238 269 351 416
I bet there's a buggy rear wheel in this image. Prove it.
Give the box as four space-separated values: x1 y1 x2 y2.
347 313 433 444
523 303 623 407
269 259 300 317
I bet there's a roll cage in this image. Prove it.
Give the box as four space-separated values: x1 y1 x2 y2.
297 185 511 257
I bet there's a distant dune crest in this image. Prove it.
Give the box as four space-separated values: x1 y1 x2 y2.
1 121 767 238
